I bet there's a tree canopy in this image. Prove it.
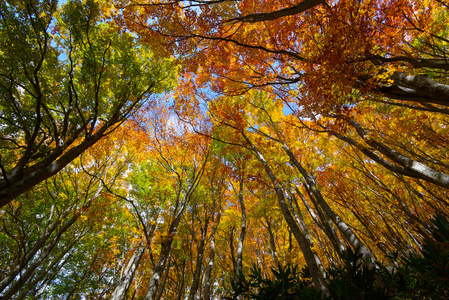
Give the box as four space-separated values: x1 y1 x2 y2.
0 0 176 206
1 0 449 299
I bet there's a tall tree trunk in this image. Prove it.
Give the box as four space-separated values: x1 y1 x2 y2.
286 189 324 256
143 147 207 300
144 239 173 300
229 227 237 273
203 230 216 300
242 132 329 297
294 186 345 258
176 259 187 300
156 248 172 300
143 214 182 300
203 186 221 300
262 218 280 266
376 72 449 107
283 143 376 269
110 244 146 300
189 222 208 300
235 177 246 278
332 120 449 189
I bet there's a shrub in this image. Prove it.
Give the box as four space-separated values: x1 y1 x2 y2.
230 215 449 300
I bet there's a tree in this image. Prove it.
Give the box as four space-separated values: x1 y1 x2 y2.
0 0 176 207
129 105 211 300
1 0 449 298
124 0 446 107
0 122 137 299
125 0 449 192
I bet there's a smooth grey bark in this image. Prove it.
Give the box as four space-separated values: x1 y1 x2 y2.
242 132 329 297
368 55 449 70
248 98 374 268
290 186 345 262
232 175 246 278
219 271 228 300
203 241 215 300
144 237 173 300
332 119 449 189
203 221 218 300
188 237 206 300
203 183 221 300
294 185 345 258
0 130 100 207
143 209 184 300
376 72 449 107
294 187 324 232
287 188 344 268
110 244 146 300
284 190 314 246
283 143 376 269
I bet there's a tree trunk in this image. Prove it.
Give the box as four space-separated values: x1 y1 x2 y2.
144 237 174 300
156 248 172 300
0 120 118 208
332 120 449 189
0 212 81 298
189 220 208 300
143 147 207 300
110 244 146 300
176 259 187 300
203 231 216 300
294 186 345 257
242 132 329 297
283 143 376 269
377 72 449 107
203 190 221 300
235 177 246 278
263 218 280 266
232 0 326 23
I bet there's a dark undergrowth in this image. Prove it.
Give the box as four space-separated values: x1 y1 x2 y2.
229 215 449 300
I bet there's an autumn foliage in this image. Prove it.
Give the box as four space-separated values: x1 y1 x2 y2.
1 0 449 299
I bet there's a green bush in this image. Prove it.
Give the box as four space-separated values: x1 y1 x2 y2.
326 247 387 299
229 263 320 300
378 215 449 299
